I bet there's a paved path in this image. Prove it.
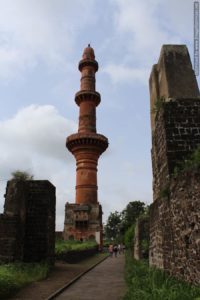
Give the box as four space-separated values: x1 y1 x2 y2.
55 254 126 300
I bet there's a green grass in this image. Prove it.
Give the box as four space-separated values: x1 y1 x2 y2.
0 262 49 298
124 252 200 300
55 240 97 254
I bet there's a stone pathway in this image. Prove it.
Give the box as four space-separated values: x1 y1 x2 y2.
55 254 126 300
10 254 107 300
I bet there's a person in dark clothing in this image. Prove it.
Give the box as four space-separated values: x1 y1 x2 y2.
113 244 118 257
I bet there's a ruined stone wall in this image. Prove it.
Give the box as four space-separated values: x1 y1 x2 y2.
133 216 149 260
150 172 200 284
149 45 200 285
0 215 23 262
0 180 56 264
152 99 200 200
63 202 102 246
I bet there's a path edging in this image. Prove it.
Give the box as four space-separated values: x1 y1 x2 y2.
45 254 109 300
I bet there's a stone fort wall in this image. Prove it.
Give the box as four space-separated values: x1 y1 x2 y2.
150 172 200 284
0 180 55 264
149 45 200 284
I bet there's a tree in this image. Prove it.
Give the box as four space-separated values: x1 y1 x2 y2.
11 170 34 181
104 211 122 241
121 201 146 233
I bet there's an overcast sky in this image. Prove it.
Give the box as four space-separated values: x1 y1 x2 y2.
0 0 198 230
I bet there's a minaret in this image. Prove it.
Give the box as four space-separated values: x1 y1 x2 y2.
63 45 108 244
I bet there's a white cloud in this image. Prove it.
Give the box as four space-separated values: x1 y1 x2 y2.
103 0 192 84
113 0 187 58
0 104 77 229
0 0 96 80
103 64 149 85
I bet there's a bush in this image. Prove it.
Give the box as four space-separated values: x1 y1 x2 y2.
124 224 135 249
0 263 49 298
124 251 200 300
55 240 97 255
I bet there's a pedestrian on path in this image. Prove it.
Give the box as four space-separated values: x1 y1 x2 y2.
113 244 118 257
109 244 113 257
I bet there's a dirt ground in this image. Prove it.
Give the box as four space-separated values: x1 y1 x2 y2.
9 254 108 300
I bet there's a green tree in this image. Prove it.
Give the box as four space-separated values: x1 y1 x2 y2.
124 224 135 248
11 170 34 181
121 201 146 233
104 211 122 241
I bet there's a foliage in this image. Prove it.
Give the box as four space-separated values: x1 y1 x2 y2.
159 185 170 199
104 201 148 243
11 170 34 181
121 201 146 233
151 97 165 114
124 224 135 248
104 211 122 241
55 240 97 255
124 251 200 300
0 262 49 299
173 144 200 176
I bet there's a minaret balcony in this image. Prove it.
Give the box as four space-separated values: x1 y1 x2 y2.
66 133 108 154
75 90 101 106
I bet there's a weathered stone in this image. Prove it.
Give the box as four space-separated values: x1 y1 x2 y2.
0 180 55 264
149 45 200 285
133 216 149 260
150 173 200 284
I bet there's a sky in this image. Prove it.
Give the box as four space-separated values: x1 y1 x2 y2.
0 0 199 230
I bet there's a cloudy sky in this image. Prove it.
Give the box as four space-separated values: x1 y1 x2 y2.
0 0 198 230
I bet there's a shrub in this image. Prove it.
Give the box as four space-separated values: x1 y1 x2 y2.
124 224 135 249
124 251 200 300
55 240 97 255
0 263 49 298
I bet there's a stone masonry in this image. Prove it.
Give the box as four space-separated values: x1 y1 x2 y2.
0 180 55 264
149 45 200 284
133 216 149 260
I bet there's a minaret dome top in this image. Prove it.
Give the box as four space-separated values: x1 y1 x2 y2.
82 44 95 60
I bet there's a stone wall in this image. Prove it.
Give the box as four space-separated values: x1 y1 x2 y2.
0 180 56 264
56 247 98 263
133 216 149 260
152 99 200 200
149 45 200 285
63 202 103 246
150 172 200 284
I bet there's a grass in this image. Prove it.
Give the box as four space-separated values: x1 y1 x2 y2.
0 262 49 299
55 240 97 254
124 252 200 300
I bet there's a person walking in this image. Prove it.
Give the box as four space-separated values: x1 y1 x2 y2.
113 244 118 257
109 244 113 257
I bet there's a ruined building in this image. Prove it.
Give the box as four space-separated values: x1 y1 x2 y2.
63 45 108 245
149 45 200 284
0 180 55 264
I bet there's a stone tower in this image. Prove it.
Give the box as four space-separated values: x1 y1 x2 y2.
63 45 108 245
149 45 200 201
149 45 200 284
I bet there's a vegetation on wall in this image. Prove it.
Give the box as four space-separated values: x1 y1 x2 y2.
151 97 165 114
173 144 200 176
11 170 34 181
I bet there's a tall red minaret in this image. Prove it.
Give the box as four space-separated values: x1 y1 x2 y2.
63 45 108 245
